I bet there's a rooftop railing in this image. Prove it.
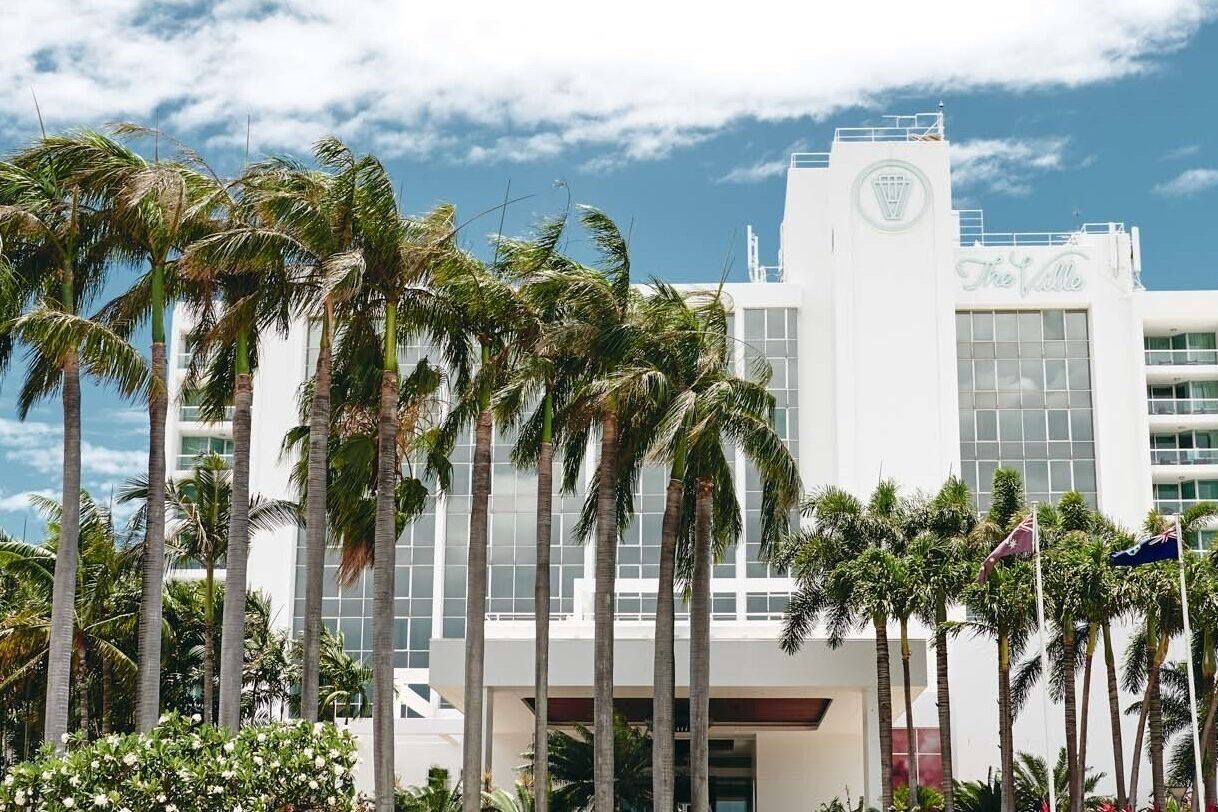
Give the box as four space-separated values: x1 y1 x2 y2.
954 210 1127 247
833 112 945 143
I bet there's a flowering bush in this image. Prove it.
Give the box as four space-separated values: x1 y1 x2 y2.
0 713 359 812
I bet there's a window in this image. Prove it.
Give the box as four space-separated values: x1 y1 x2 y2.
957 309 1097 510
1145 332 1218 365
893 728 944 791
177 435 233 470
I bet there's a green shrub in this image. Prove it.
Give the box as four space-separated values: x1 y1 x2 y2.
0 713 359 812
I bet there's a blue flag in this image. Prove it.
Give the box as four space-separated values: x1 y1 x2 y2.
1110 528 1180 567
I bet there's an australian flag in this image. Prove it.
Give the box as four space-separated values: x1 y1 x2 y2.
1110 528 1180 567
977 514 1036 584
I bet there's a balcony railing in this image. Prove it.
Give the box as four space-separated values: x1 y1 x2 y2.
1145 349 1218 366
1151 448 1218 465
1148 398 1218 416
176 452 234 471
179 405 236 423
1155 499 1217 515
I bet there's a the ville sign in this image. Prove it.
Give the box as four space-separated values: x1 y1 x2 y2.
956 250 1088 297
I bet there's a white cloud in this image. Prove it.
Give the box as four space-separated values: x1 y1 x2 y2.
950 137 1073 196
0 1 1212 166
717 158 789 184
0 417 147 481
1161 144 1201 160
0 489 56 513
1152 167 1218 196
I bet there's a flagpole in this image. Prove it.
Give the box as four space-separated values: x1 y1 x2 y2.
1177 514 1206 810
1033 504 1058 812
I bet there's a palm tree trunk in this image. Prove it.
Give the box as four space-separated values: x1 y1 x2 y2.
935 596 955 812
300 305 333 723
463 395 493 812
652 445 686 812
136 268 167 734
1063 622 1079 812
203 563 216 725
100 654 112 736
533 393 554 812
372 349 400 812
45 347 81 751
1149 650 1167 812
690 478 713 812
875 615 895 812
1078 624 1096 812
593 410 620 812
1103 622 1127 810
74 639 89 738
901 617 919 808
999 631 1015 812
1129 631 1168 811
217 331 253 731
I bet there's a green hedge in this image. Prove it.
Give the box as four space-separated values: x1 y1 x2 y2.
0 714 359 812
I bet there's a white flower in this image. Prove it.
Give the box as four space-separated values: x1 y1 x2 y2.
308 780 318 790
63 799 75 809
223 741 235 754
4 774 13 785
156 794 166 803
92 794 109 807
327 798 335 806
69 776 81 787
314 756 325 768
122 753 138 766
256 733 266 743
90 761 100 770
190 714 201 723
120 808 132 812
165 805 178 812
252 756 263 766
303 748 313 759
13 790 25 806
40 771 52 781
333 765 344 776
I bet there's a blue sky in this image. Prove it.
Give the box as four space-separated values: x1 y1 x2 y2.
1 1 1217 535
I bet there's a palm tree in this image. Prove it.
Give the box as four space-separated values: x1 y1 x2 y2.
536 207 646 811
118 452 298 723
432 245 537 812
525 714 654 812
0 493 141 740
236 137 362 722
311 626 372 721
280 154 454 809
953 468 1038 812
493 213 577 812
1012 748 1105 812
1125 504 1218 810
779 481 908 812
24 126 224 732
906 477 980 812
0 141 152 750
179 170 300 732
398 767 463 812
662 286 798 812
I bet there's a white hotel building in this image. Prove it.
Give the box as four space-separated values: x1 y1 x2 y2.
166 112 1218 810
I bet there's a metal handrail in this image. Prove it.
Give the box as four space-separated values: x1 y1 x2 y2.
1151 448 1218 465
1145 349 1218 366
789 152 829 168
834 112 944 143
1148 398 1218 415
180 405 236 422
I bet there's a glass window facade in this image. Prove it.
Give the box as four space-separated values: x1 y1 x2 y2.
177 435 234 470
956 309 1097 510
744 308 799 577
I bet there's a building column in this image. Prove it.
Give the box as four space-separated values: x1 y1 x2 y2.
862 687 882 810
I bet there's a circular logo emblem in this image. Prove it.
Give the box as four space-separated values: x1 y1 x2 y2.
853 160 931 232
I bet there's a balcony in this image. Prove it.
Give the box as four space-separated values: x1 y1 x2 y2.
1145 349 1218 366
1151 448 1218 465
179 404 236 423
1149 398 1218 416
